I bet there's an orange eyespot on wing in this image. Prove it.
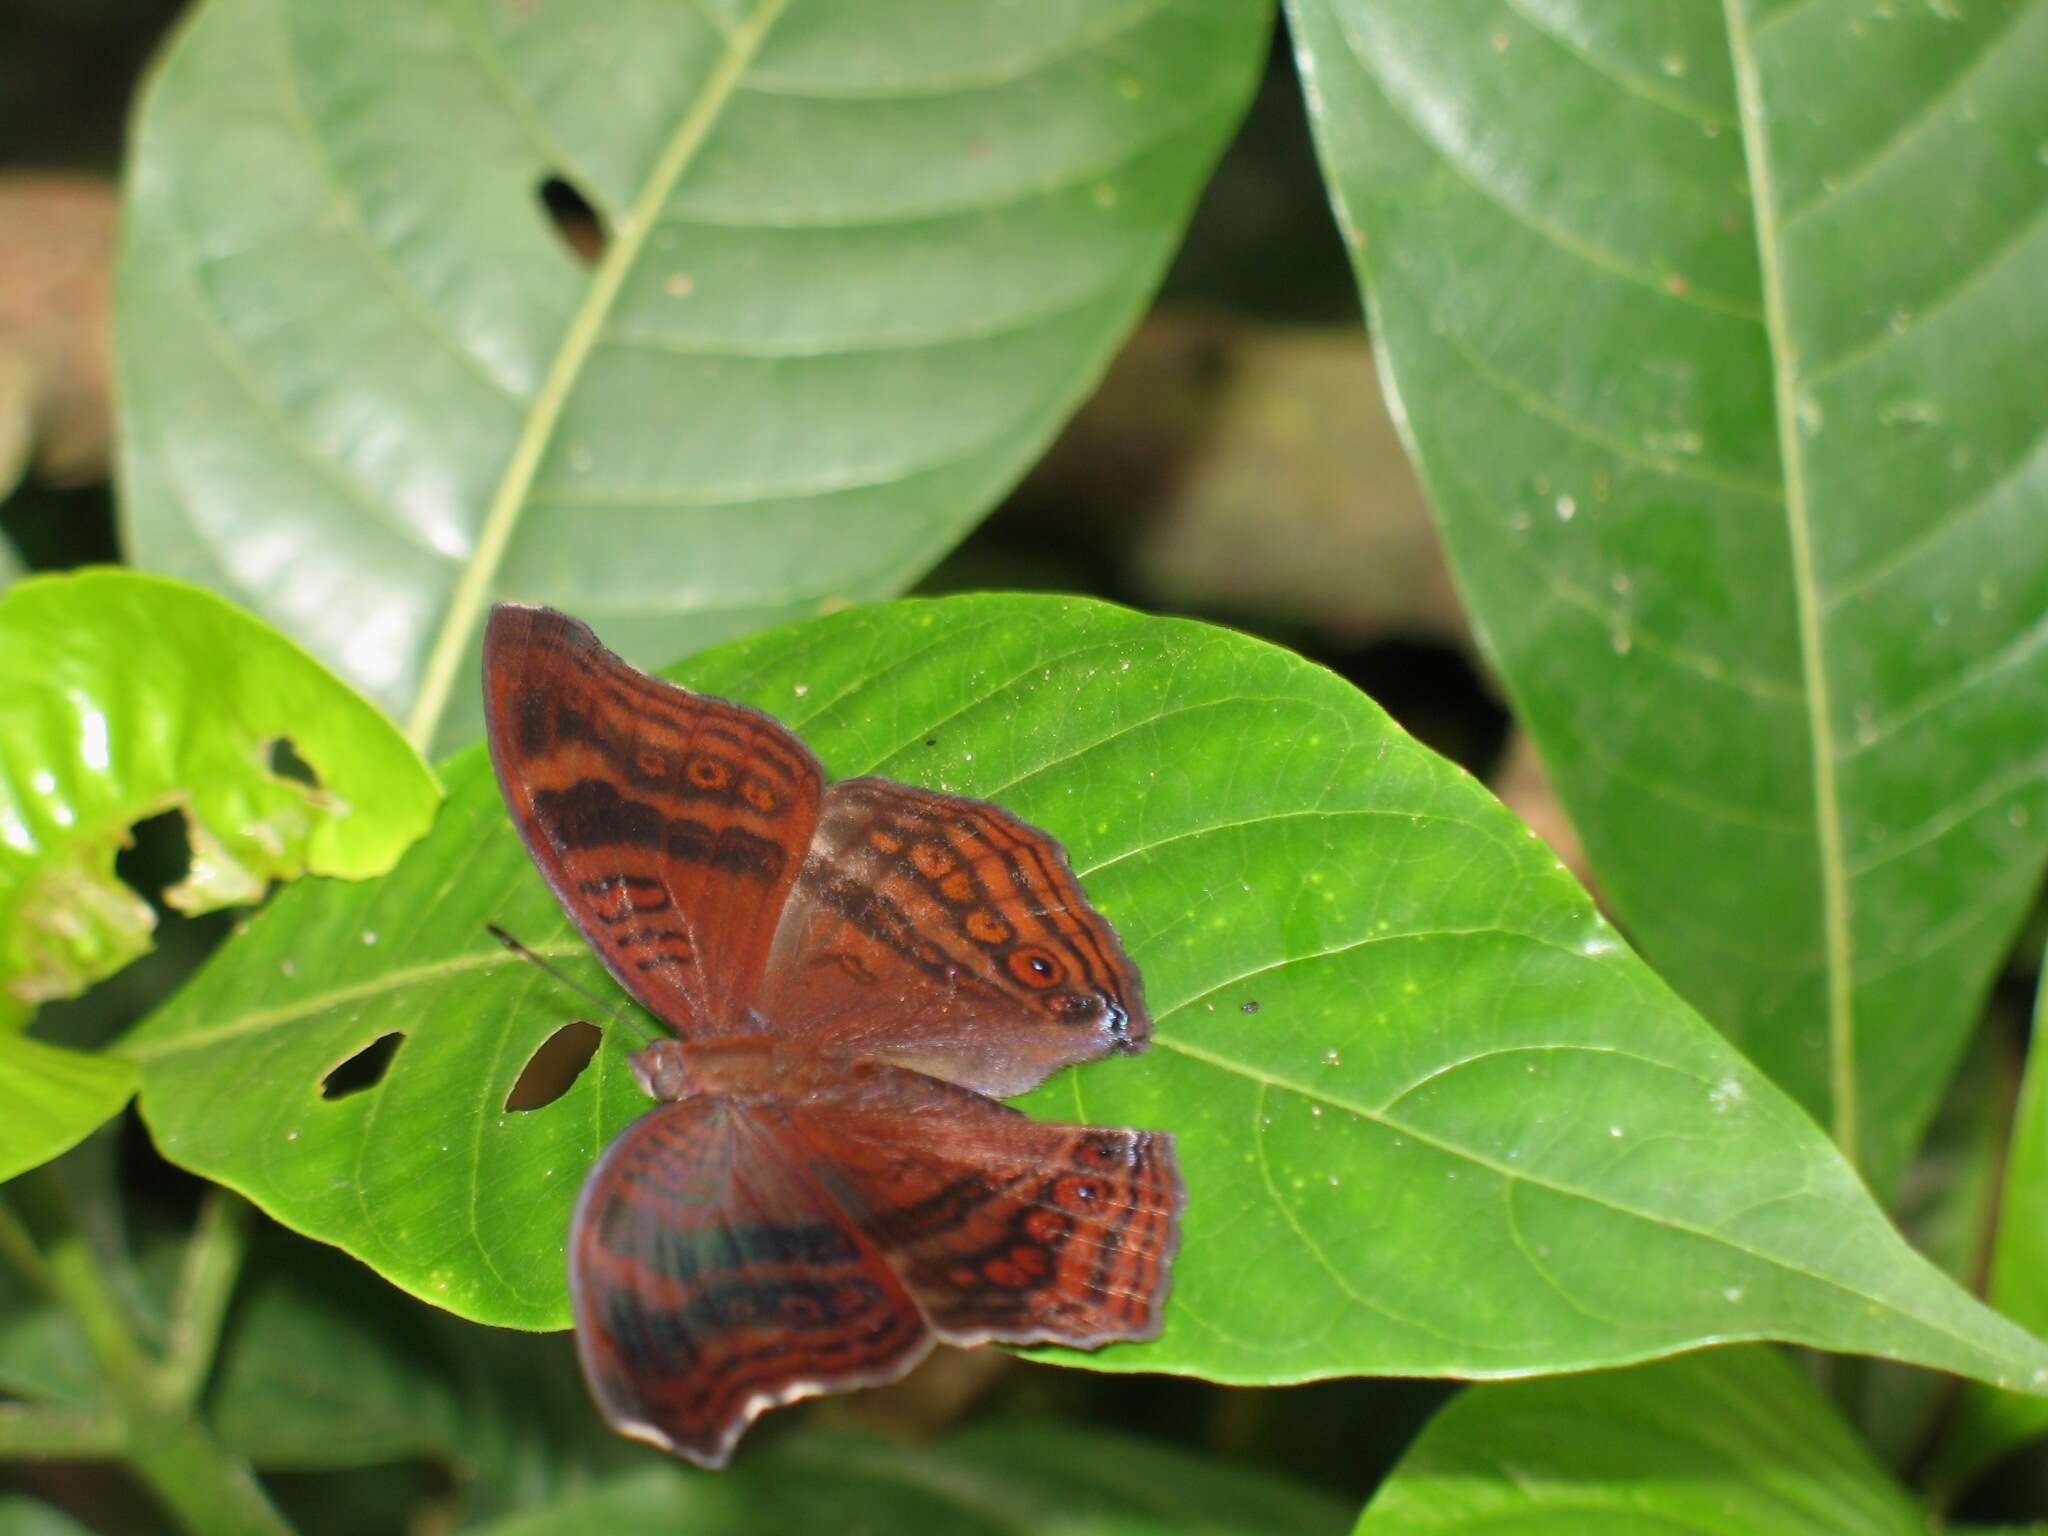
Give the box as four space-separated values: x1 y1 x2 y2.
483 605 825 1036
756 777 1150 1097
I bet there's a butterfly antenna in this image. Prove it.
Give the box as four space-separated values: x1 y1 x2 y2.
485 924 663 1046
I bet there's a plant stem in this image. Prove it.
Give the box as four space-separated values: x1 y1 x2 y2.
163 1188 251 1408
10 1170 292 1536
0 1405 125 1458
0 1193 56 1296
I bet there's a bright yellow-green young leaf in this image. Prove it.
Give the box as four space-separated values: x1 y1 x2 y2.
0 570 441 1028
0 1033 137 1184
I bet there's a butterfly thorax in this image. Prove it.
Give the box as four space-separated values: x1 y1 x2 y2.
628 1036 851 1105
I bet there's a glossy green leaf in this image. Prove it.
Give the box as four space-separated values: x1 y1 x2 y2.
0 570 440 1028
0 1033 136 1185
1287 0 2048 1192
1355 1346 1920 1535
469 1423 1346 1536
124 595 2048 1395
116 0 1271 753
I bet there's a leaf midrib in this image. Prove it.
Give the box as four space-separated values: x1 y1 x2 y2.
403 0 791 749
1722 0 1857 1164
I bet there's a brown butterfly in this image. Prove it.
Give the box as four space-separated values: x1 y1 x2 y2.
482 605 1182 1467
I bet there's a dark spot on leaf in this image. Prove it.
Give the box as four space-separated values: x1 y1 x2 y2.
322 1032 404 1100
266 736 320 788
538 175 604 264
924 738 937 748
1240 999 1260 1014
505 1020 602 1112
115 808 191 901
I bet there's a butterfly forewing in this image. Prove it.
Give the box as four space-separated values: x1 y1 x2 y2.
570 1097 932 1468
483 606 824 1035
755 777 1151 1097
783 1062 1181 1347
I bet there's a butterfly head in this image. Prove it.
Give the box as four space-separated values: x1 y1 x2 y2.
1047 987 1144 1057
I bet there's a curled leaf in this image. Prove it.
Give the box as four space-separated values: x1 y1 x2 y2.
0 570 441 1026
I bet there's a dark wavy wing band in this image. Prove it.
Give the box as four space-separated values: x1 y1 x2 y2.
483 605 825 1036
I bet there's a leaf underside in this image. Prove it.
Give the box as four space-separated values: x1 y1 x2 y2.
1286 0 2048 1195
116 0 1273 752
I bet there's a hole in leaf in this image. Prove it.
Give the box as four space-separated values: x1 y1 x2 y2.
266 736 321 789
505 1020 602 1112
115 807 193 900
538 175 604 264
322 1032 405 1100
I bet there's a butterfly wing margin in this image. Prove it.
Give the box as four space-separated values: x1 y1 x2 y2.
784 1063 1182 1349
755 777 1151 1097
483 604 825 1036
569 1097 932 1468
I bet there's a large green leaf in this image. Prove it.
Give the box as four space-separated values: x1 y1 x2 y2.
1354 1346 1921 1535
1286 0 2048 1192
0 570 440 1029
469 1423 1347 1536
0 1034 136 1185
116 0 1270 753
124 596 2048 1395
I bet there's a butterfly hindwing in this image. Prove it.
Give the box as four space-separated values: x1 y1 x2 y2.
483 605 824 1036
569 1097 932 1468
782 1062 1181 1347
755 777 1151 1097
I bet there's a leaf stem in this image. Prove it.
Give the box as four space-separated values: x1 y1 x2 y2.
0 1193 57 1296
0 1405 126 1458
10 1171 291 1536
162 1188 252 1409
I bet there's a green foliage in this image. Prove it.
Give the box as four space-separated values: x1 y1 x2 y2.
115 0 1271 751
123 594 2044 1393
0 1034 135 1185
467 1423 1346 1536
1354 1346 1923 1535
0 570 440 1031
1286 0 2048 1196
4 1 2047 1533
